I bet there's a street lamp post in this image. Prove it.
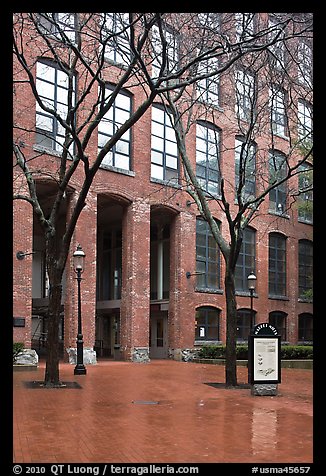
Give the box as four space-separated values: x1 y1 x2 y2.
247 272 257 385
247 272 257 332
73 244 87 375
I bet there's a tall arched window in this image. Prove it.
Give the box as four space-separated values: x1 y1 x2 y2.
98 84 132 171
151 103 179 184
298 240 313 299
196 122 220 196
235 137 256 202
269 151 288 214
195 307 220 341
35 59 76 153
235 227 256 291
269 232 287 297
196 217 221 290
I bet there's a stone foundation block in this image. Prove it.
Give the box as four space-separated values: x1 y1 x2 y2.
66 347 97 365
15 349 39 366
132 347 150 363
251 383 278 396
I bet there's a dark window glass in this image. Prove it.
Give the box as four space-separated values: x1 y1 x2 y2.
195 307 220 341
269 233 286 296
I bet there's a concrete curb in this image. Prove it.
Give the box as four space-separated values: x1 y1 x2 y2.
192 358 313 369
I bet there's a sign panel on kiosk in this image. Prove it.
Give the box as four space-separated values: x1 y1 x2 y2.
249 323 281 385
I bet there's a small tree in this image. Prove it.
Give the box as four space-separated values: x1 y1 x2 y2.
160 12 313 386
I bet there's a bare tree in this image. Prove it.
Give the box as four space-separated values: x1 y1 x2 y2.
13 12 312 386
160 12 313 386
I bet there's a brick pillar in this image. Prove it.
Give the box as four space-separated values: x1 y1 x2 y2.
13 197 34 348
64 191 97 364
120 199 150 362
287 236 298 344
169 209 195 361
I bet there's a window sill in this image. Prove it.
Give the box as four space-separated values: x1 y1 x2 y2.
33 144 63 158
103 57 129 70
194 340 222 346
298 298 313 304
99 163 135 177
150 177 181 189
272 131 289 141
268 210 290 219
198 99 223 112
195 287 223 295
298 218 313 226
268 295 289 301
235 291 258 298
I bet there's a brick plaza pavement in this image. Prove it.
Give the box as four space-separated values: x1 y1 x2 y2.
13 360 312 464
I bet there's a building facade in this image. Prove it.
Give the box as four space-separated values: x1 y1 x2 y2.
13 13 313 363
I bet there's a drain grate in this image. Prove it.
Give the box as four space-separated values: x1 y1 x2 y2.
132 400 159 405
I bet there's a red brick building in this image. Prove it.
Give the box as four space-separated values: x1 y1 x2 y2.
13 13 313 363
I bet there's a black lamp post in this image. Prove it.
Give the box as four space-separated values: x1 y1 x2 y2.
73 244 87 375
247 272 257 333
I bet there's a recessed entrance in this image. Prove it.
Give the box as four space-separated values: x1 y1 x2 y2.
149 312 168 359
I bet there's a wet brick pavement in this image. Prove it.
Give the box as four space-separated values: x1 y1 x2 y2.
13 360 313 464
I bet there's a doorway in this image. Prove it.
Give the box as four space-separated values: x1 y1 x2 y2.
149 312 168 359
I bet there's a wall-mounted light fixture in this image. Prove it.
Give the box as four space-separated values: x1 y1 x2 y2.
16 251 35 260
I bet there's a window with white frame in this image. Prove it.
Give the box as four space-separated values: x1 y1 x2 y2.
100 13 130 66
298 163 313 223
235 69 255 122
98 85 132 171
196 122 220 196
269 151 288 214
196 56 219 106
268 17 285 69
197 13 220 30
234 137 256 201
298 41 312 87
35 59 75 153
151 104 178 183
298 100 313 143
38 13 77 43
270 86 287 137
235 13 254 40
151 24 179 79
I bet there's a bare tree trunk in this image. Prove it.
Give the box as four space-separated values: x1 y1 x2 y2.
44 280 62 386
44 235 66 387
224 265 238 387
